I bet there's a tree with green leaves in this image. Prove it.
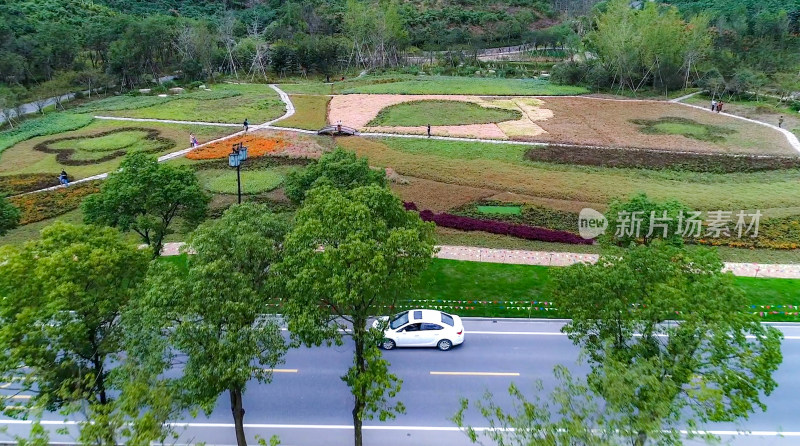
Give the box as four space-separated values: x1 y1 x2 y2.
0 222 163 444
457 243 782 446
279 185 436 446
0 195 20 236
552 243 782 445
284 149 386 204
125 204 290 446
601 193 693 247
83 152 209 257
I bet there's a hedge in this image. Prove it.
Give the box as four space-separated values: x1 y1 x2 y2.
405 202 593 245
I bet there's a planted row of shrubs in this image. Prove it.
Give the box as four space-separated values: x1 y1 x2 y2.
524 145 800 173
8 181 101 225
404 202 593 245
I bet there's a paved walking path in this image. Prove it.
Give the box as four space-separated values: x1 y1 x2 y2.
157 242 800 279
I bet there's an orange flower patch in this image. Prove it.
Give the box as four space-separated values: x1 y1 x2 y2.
187 135 287 160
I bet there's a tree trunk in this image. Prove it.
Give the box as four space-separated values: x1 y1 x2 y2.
352 323 367 446
230 387 247 446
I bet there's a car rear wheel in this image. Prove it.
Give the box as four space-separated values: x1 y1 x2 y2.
437 339 452 351
382 339 396 350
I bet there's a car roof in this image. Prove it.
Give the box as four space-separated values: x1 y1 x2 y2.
408 309 447 323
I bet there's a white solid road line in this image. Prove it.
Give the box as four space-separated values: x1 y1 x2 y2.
430 371 520 377
1 420 798 437
468 330 800 340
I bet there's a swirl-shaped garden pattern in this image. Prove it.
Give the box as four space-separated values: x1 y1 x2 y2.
34 128 173 165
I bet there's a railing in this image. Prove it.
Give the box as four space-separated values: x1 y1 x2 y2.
317 125 359 136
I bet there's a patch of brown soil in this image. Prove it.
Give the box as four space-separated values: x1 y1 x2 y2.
523 97 796 155
485 192 607 213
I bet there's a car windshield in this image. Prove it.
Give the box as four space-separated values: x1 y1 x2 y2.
389 311 409 329
441 313 455 326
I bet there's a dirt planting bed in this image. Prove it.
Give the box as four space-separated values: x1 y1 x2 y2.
526 97 795 155
389 176 497 212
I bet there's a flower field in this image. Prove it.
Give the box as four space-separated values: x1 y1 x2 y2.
8 181 100 225
187 135 287 160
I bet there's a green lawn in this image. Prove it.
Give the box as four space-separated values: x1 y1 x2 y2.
148 254 800 321
406 259 800 321
477 205 522 215
274 95 330 130
368 100 522 126
278 84 334 95
0 113 94 155
85 84 285 124
0 120 233 179
342 76 589 96
197 167 296 195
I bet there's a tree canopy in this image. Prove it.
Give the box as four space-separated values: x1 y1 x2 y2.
82 153 209 257
0 222 153 443
125 203 290 446
279 184 436 446
284 149 387 204
0 195 20 236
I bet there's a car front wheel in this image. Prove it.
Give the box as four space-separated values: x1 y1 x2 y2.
437 339 452 351
382 339 396 350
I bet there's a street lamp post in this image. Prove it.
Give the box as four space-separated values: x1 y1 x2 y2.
228 142 248 204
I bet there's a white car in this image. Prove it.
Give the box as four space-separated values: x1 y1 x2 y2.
373 309 464 351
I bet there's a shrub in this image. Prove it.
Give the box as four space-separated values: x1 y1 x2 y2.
405 202 593 245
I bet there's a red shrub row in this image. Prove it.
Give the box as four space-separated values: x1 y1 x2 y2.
404 202 593 245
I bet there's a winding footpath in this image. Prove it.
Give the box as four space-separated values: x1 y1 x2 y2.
12 84 800 276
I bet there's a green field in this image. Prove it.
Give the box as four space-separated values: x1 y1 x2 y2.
342 76 589 96
274 95 330 130
341 137 800 212
84 84 285 124
368 100 522 127
197 167 296 195
0 113 95 155
0 120 233 180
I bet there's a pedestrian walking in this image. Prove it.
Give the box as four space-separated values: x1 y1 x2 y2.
711 99 717 111
717 101 723 113
427 124 431 138
189 133 197 148
243 118 249 133
779 116 785 128
336 120 342 134
59 170 69 186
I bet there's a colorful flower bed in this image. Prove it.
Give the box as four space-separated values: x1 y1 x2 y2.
187 135 287 160
0 173 60 196
8 181 100 225
404 202 592 245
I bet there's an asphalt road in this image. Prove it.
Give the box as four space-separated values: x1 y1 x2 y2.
3 319 800 446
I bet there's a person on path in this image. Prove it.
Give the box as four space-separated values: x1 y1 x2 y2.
779 116 785 128
336 120 342 134
189 133 197 148
59 170 69 186
711 99 717 111
717 101 723 113
427 124 431 138
243 118 249 133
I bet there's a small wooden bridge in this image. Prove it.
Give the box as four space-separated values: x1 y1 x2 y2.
317 124 359 136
